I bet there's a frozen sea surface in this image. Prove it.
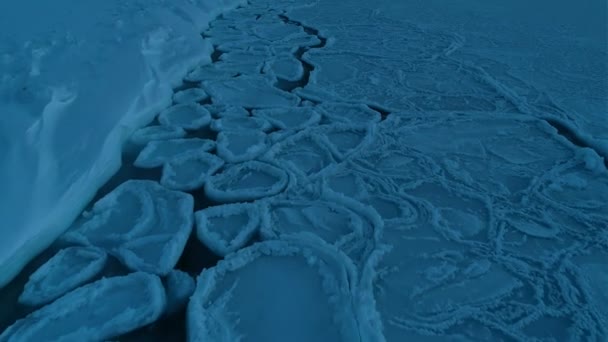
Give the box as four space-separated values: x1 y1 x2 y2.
1 0 606 340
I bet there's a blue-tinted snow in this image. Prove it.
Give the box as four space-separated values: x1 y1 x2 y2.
19 246 107 307
1 272 166 342
160 150 225 191
130 126 187 146
164 270 196 316
215 130 269 163
63 180 193 276
172 88 210 105
0 0 247 287
134 138 216 169
1 0 606 340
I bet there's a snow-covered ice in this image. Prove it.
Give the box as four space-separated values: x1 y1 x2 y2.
187 235 363 342
204 160 289 202
63 180 193 276
19 246 107 307
203 75 301 108
172 88 210 105
158 104 212 130
252 107 321 131
1 272 166 342
215 130 269 163
210 116 273 132
204 104 250 118
130 125 187 145
195 202 261 256
134 138 216 169
160 150 225 191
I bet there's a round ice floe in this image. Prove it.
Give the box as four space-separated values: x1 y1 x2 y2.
315 123 375 161
187 235 363 342
202 75 300 108
216 130 269 163
210 116 273 132
161 150 225 191
173 88 210 104
130 125 186 145
204 104 249 118
1 272 166 342
134 138 215 169
204 160 289 202
19 246 107 307
185 65 239 82
252 106 321 131
316 102 381 124
158 103 212 130
63 180 193 276
195 202 261 256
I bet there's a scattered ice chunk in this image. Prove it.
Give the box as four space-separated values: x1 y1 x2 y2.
317 102 381 124
504 212 560 239
130 126 186 145
158 104 212 130
63 180 193 276
172 88 210 104
205 160 289 202
268 55 304 81
210 116 273 132
252 107 321 130
164 270 196 316
204 104 249 118
203 75 300 108
1 272 166 342
259 198 362 245
187 235 361 342
134 138 215 169
252 22 304 41
216 130 268 163
195 202 261 256
161 151 225 191
19 247 107 307
185 65 239 83
317 123 375 161
262 129 337 179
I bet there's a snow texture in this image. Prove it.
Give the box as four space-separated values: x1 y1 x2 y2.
204 160 290 202
161 150 225 191
134 138 216 169
19 246 107 307
1 272 166 342
158 104 212 130
63 180 193 276
195 202 261 256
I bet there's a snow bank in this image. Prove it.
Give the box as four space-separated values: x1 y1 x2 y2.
0 0 246 287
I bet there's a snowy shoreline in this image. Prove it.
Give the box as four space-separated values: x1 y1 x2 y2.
0 0 246 288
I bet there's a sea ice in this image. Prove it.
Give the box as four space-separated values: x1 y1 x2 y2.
267 55 305 81
316 102 381 124
18 246 107 307
134 138 216 169
204 104 249 118
187 235 362 342
203 75 300 108
130 125 187 145
316 123 375 161
205 160 289 202
63 180 193 276
210 116 273 132
172 88 210 104
252 106 321 131
194 202 261 256
158 104 212 130
161 150 225 191
185 65 239 82
1 272 166 342
164 270 196 316
216 130 269 163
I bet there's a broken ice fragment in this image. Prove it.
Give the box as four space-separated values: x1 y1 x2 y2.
172 88 209 104
317 123 375 161
164 270 196 316
204 104 249 118
203 75 300 108
63 180 193 276
134 138 215 169
252 106 321 130
268 55 304 81
317 102 381 124
195 202 261 256
130 125 186 145
19 246 107 307
187 235 361 342
161 150 225 191
1 272 166 342
216 130 268 163
210 116 272 132
158 103 212 130
205 160 289 202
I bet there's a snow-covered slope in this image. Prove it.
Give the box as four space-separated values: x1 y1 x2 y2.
0 0 245 287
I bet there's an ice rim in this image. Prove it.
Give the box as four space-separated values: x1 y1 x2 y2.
0 0 248 288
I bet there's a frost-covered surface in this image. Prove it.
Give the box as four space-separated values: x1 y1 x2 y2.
19 246 107 307
0 0 247 287
1 272 166 342
1 0 606 340
63 180 193 276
